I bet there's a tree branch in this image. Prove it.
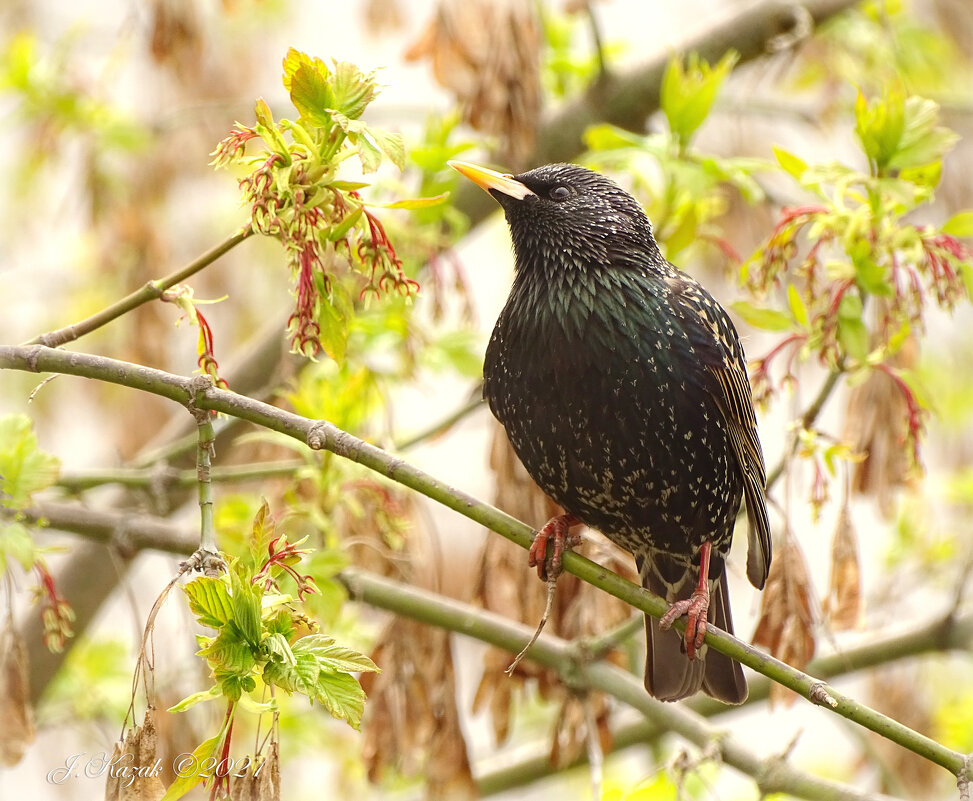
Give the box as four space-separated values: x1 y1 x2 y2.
2 343 968 781
451 0 862 226
23 227 252 348
340 568 899 801
17 498 973 797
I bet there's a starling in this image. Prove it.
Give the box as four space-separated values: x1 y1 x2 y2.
450 160 772 703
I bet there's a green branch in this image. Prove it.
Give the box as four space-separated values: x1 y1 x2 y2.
0 344 967 780
56 460 307 493
15 497 973 797
23 227 252 348
340 568 899 801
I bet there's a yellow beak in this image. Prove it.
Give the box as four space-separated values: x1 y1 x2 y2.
447 160 536 200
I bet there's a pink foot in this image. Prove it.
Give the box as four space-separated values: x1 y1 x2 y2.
527 514 580 580
658 541 713 661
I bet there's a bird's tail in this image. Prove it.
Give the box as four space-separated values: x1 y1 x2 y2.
639 553 747 704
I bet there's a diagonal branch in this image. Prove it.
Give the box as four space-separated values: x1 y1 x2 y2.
1 343 967 779
23 227 252 349
340 568 898 801
16 498 973 797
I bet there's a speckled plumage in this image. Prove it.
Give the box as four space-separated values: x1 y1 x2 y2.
460 162 772 703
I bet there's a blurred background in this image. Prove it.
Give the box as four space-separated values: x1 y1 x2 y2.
1 0 972 799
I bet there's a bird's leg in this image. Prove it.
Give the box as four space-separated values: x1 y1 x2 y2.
528 514 581 580
658 540 712 660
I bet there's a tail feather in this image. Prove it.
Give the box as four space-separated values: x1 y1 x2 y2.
640 554 747 704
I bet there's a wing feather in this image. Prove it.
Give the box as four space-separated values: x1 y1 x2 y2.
664 272 772 588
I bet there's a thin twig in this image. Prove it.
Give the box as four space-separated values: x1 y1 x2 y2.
766 365 844 492
505 576 557 675
23 227 252 348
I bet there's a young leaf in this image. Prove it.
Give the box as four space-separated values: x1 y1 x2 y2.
230 568 263 648
291 634 380 674
160 729 225 801
787 284 809 328
941 210 973 238
0 414 61 509
168 685 222 713
774 146 808 181
281 48 334 128
661 51 739 148
314 670 367 730
730 300 793 332
0 522 36 572
368 193 449 210
328 61 378 121
368 127 405 170
184 577 235 629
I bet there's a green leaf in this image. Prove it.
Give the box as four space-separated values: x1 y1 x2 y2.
368 127 405 170
855 88 905 172
582 123 644 152
217 669 255 701
328 60 377 121
849 243 893 297
855 89 959 175
0 414 61 509
327 205 364 242
160 729 224 801
197 629 257 674
291 634 380 674
661 51 738 147
0 522 37 573
184 576 235 629
774 146 808 181
368 193 449 210
662 207 697 260
890 95 959 172
837 293 869 363
263 632 295 665
230 567 262 648
942 211 973 238
787 284 809 328
314 670 367 730
317 279 353 364
168 685 222 713
281 48 334 128
730 300 793 332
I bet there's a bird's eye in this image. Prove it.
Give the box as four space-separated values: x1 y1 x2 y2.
549 185 572 201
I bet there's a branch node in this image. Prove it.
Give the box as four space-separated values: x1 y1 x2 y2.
185 374 215 423
808 680 838 708
958 752 972 801
179 549 227 579
24 345 44 373
306 421 330 451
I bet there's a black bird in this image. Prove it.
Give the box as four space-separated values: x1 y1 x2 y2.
450 160 772 703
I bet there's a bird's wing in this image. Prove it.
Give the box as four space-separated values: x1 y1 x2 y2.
663 272 772 589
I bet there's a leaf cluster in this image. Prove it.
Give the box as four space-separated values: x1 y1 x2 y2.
211 49 433 357
584 52 766 262
173 502 378 732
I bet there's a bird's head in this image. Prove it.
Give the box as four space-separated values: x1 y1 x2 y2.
449 160 662 277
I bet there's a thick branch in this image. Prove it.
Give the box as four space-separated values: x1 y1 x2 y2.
2 344 968 780
341 568 897 801
452 0 862 226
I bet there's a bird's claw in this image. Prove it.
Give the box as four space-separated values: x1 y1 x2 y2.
527 514 581 580
659 590 709 660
